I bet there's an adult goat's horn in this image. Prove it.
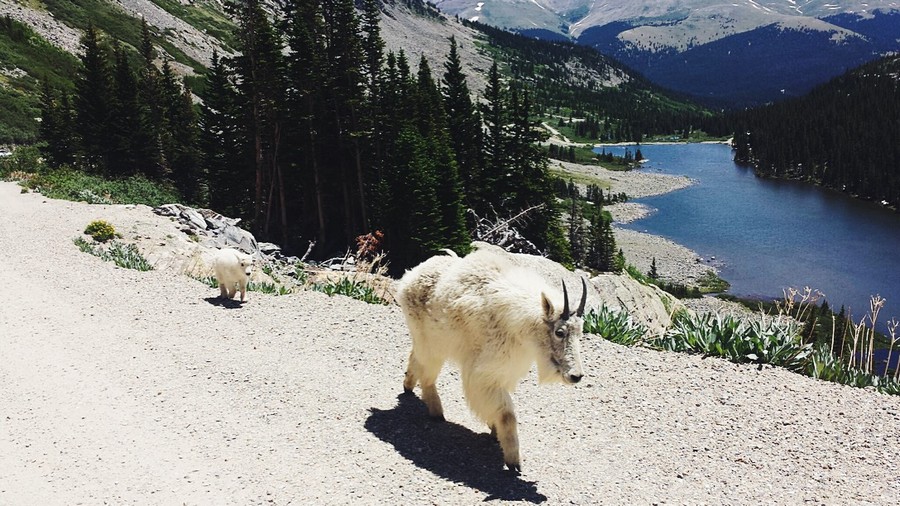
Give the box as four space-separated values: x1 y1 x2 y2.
561 279 570 320
577 278 588 317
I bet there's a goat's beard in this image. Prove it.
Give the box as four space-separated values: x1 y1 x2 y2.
536 357 565 384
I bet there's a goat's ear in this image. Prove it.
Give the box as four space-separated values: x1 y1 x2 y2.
541 292 555 320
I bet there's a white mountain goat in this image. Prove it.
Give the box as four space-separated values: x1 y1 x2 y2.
396 245 586 472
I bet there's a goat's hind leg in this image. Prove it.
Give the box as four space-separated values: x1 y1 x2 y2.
404 348 445 421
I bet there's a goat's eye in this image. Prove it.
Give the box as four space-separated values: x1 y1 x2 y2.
555 328 566 338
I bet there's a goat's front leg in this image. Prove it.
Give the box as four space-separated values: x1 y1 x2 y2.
463 376 520 472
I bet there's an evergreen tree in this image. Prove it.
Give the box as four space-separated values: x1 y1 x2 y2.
135 18 164 178
360 0 384 96
321 0 369 243
199 50 247 218
228 0 287 240
568 190 586 266
480 61 507 213
383 126 444 269
587 212 616 272
75 24 112 173
168 81 202 204
649 257 658 279
108 43 140 177
38 81 76 167
415 56 470 254
442 36 482 210
282 0 328 249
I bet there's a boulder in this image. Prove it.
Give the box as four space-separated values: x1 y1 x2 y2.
473 241 681 337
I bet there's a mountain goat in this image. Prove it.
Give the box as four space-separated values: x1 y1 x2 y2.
396 244 586 472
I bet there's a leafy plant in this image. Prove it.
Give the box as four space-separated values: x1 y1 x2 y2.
84 220 117 242
19 167 180 206
583 305 647 345
247 281 293 296
73 237 153 271
312 277 387 305
652 312 811 370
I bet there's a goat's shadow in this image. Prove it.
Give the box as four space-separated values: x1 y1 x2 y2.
203 296 245 309
365 393 547 503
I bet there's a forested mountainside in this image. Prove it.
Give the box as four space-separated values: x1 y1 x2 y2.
21 0 717 274
435 0 900 107
0 0 712 143
732 55 900 207
468 21 727 141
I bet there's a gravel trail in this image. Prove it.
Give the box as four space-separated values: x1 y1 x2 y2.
2 181 899 504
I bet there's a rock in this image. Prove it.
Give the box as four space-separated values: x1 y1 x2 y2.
258 242 281 255
214 224 259 256
472 241 681 336
154 203 261 256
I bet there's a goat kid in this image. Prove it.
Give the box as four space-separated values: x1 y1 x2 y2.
397 246 586 472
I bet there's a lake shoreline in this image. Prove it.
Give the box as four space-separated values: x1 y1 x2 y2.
553 159 720 288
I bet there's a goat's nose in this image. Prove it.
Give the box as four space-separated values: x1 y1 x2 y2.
568 373 583 384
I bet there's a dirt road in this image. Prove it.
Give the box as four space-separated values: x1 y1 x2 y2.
1 181 898 504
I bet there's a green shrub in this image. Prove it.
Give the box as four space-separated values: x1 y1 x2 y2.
247 281 293 296
84 220 116 242
312 277 387 305
20 167 179 206
583 305 647 345
652 312 811 371
72 237 153 271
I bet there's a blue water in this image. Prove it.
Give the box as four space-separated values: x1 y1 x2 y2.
595 143 900 337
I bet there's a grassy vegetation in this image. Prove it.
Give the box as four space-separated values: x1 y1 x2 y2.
73 236 153 271
583 288 900 396
3 153 181 207
42 0 206 74
311 277 388 305
548 166 611 189
148 0 236 51
0 15 82 142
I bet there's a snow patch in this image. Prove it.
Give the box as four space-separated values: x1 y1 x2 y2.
469 15 479 22
475 2 483 12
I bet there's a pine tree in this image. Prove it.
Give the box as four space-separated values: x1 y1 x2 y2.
200 50 247 218
168 81 202 204
384 126 444 269
415 55 470 255
108 43 140 177
480 61 507 214
228 0 287 240
135 18 164 178
38 81 76 168
75 24 112 173
282 0 328 249
442 36 482 210
649 257 658 279
321 0 369 243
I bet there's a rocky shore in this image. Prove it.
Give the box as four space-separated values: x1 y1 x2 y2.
555 159 715 286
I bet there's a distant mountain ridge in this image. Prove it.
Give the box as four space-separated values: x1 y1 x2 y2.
434 0 900 106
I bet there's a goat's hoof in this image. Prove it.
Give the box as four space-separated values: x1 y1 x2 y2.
402 387 414 395
505 462 521 474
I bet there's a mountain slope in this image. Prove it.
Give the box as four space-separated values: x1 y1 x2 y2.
732 54 900 205
0 0 710 143
435 0 900 106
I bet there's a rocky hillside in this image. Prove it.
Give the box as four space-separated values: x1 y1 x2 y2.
434 0 900 106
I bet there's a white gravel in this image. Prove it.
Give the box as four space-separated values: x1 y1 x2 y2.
2 181 900 504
